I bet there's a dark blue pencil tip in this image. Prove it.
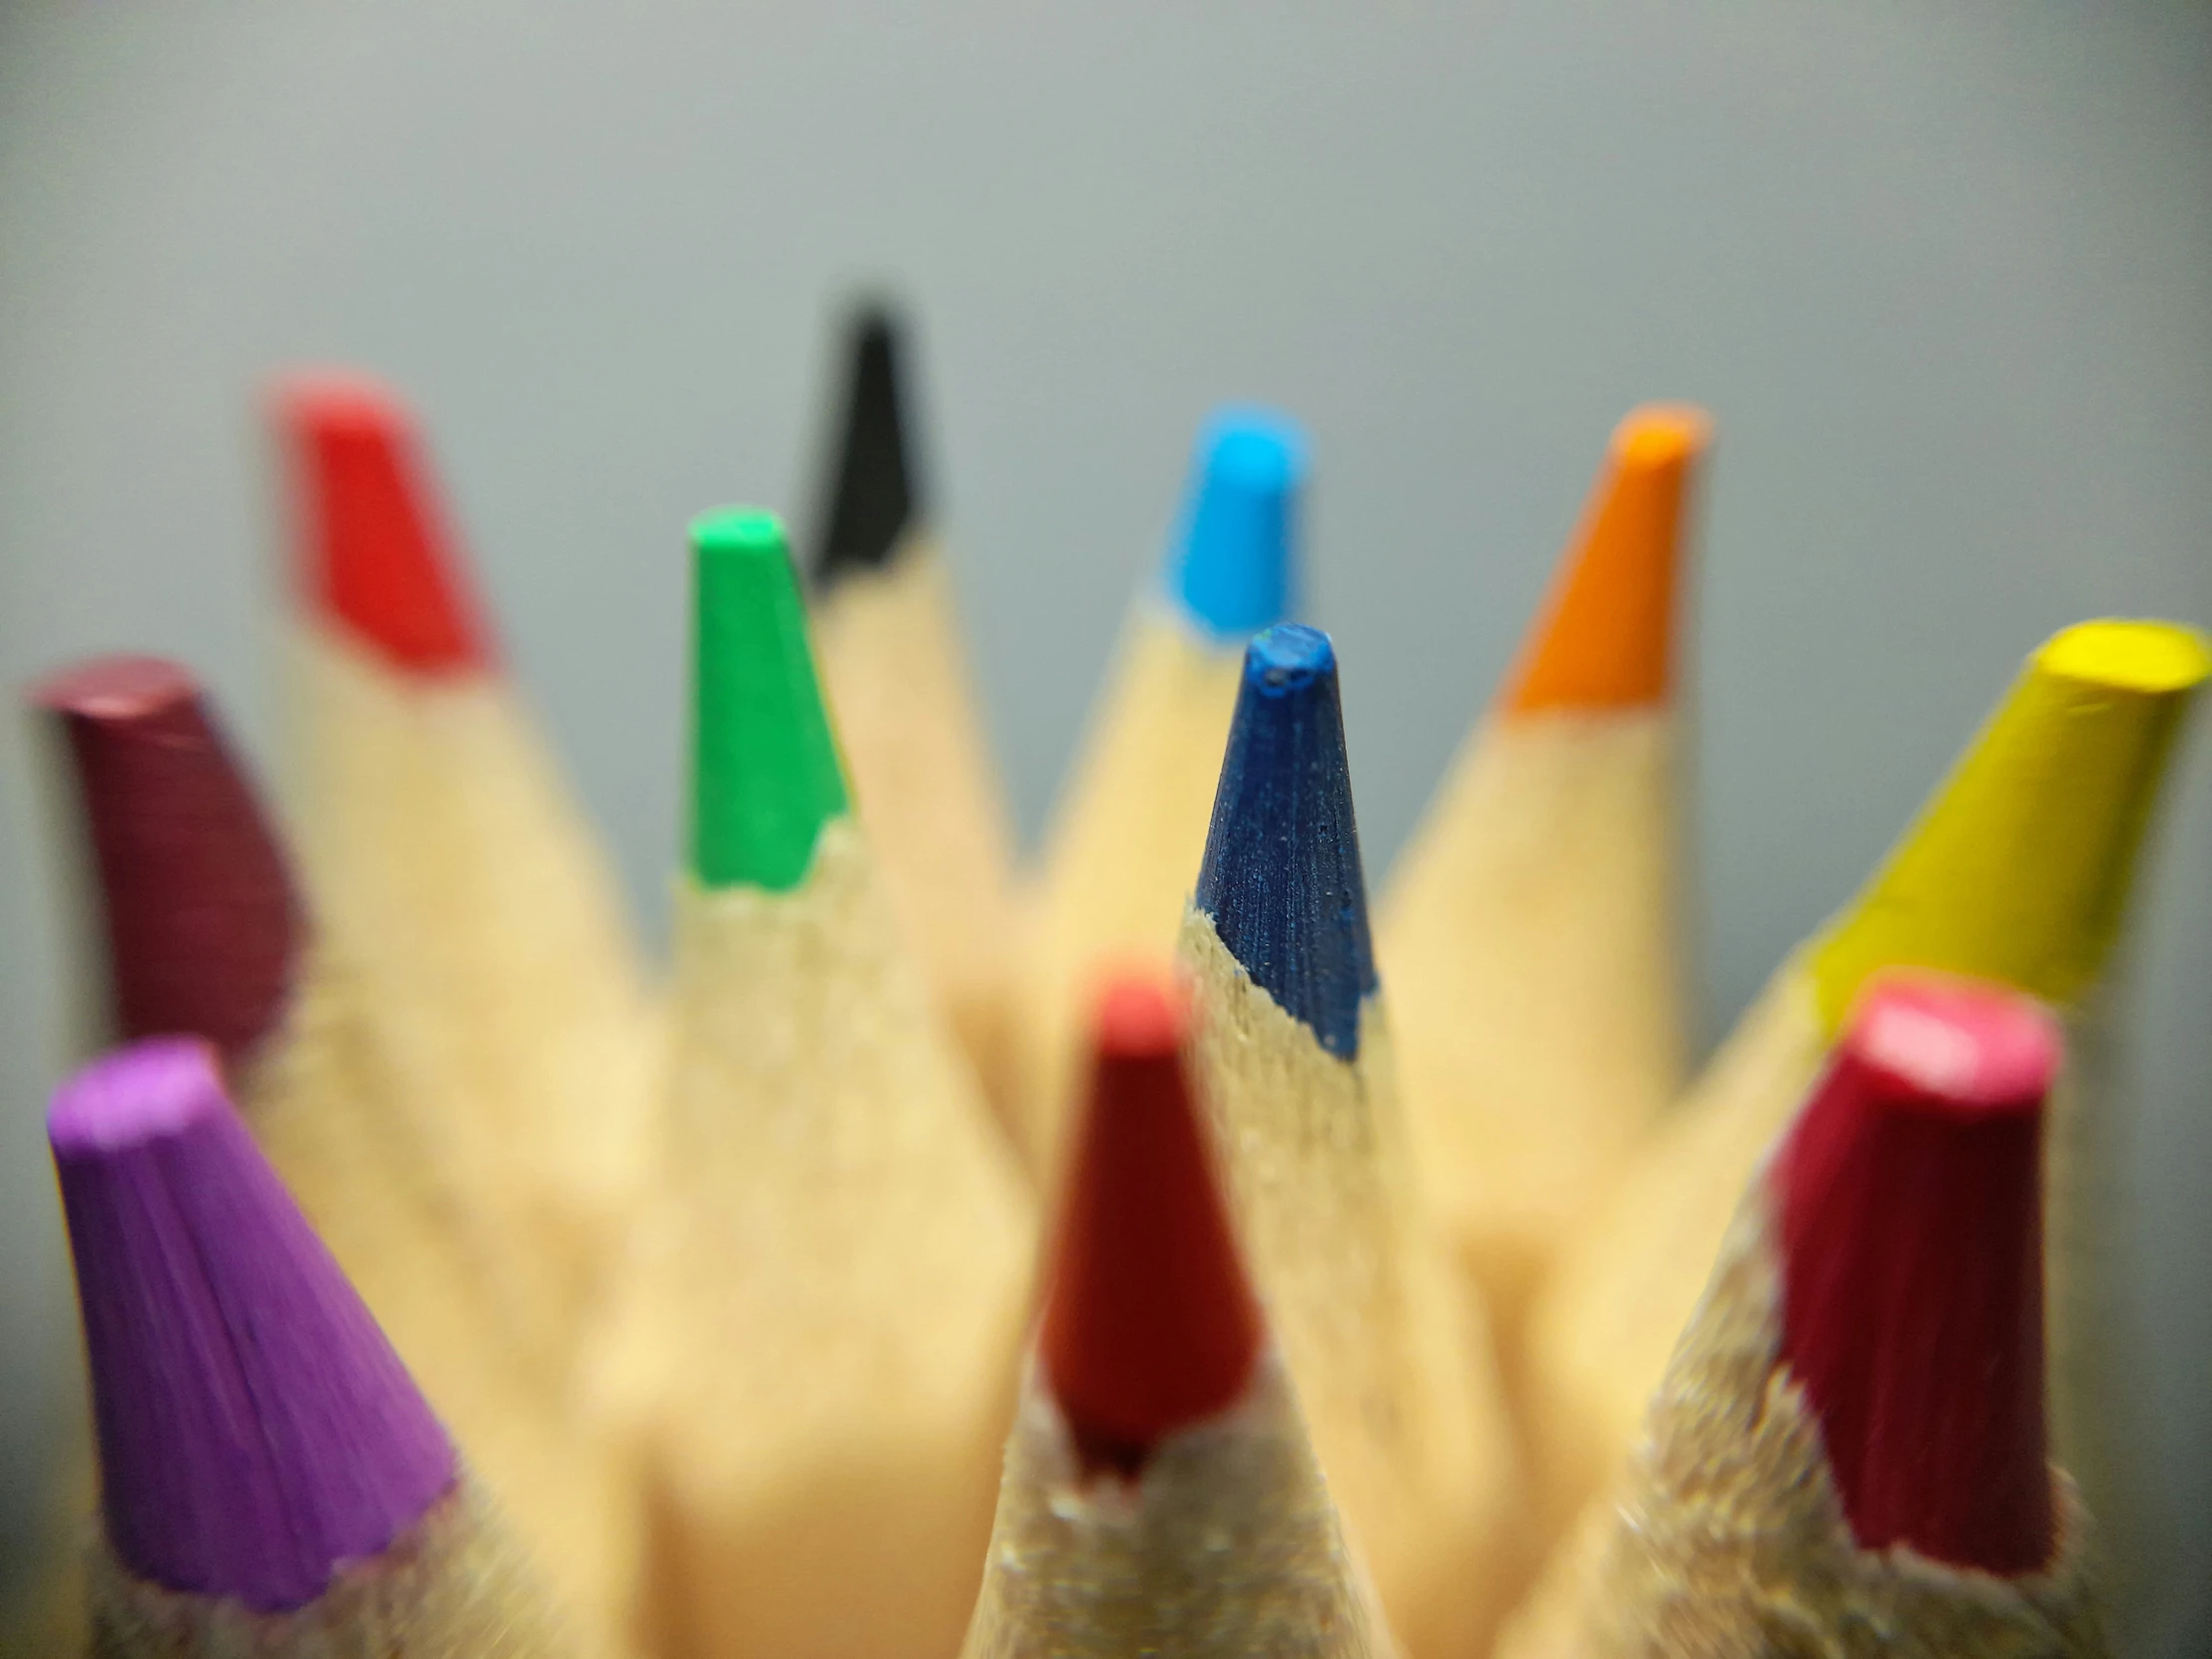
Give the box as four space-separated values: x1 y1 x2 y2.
1165 406 1309 640
1193 623 1377 1059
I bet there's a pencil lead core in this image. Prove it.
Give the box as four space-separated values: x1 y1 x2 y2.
1774 971 2058 1575
28 657 301 1068
273 371 495 676
1166 406 1310 641
1811 619 2209 1033
1195 623 1377 1058
690 507 849 891
50 1038 455 1611
1041 972 1262 1475
810 302 921 587
1505 403 1710 714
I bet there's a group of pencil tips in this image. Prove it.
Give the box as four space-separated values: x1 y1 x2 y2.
13 297 2207 1659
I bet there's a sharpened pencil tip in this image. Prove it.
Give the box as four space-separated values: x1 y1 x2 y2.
1505 403 1709 715
1774 971 2058 1575
690 507 849 891
1041 972 1261 1475
272 370 494 676
27 657 300 1067
810 301 922 586
1811 618 2208 1031
1166 407 1309 641
51 1038 454 1611
1194 624 1377 1059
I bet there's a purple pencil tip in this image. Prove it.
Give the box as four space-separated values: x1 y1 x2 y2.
49 1038 455 1612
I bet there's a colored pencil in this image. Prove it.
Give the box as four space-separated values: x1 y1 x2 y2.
1019 406 1308 1174
50 1036 581 1657
1381 406 1707 1350
960 970 1394 1659
27 654 640 1656
805 302 1024 1124
1499 974 2103 1657
600 509 1032 1659
1176 623 1523 1659
1524 618 2209 1551
273 371 657 1353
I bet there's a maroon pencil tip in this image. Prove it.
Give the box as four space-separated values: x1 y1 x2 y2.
271 370 495 676
1773 970 2060 1575
1039 972 1262 1476
50 1038 455 1611
28 656 300 1067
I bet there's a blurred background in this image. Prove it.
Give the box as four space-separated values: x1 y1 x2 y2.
0 1 2206 1648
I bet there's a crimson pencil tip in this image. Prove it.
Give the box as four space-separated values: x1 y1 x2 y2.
1040 972 1261 1475
1774 971 2060 1575
50 1038 454 1610
27 656 300 1067
272 371 494 675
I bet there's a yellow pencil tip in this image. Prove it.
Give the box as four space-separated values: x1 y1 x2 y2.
1505 403 1712 715
1811 619 2209 1032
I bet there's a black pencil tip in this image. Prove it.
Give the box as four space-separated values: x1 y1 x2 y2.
810 300 922 585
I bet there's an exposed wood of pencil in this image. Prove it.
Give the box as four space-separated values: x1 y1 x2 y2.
276 373 658 1356
605 819 1034 1659
32 654 638 1656
288 624 660 1354
86 1481 578 1659
962 1352 1394 1659
965 968 1390 1657
813 540 1024 1127
51 1039 582 1659
1499 980 2102 1659
247 932 643 1658
1179 916 1523 1659
1021 611 1248 1171
1521 618 2208 1561
1381 407 1703 1354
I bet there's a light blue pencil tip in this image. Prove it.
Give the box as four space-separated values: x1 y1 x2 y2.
1165 406 1309 640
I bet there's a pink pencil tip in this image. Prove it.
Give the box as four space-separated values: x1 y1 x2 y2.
1040 972 1262 1475
1774 970 2060 1575
272 370 495 676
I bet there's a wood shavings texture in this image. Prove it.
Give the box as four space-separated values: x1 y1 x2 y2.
1178 913 1524 1659
614 821 1032 1659
1499 1185 2105 1659
84 1478 580 1658
1382 708 1686 1339
962 1354 1394 1659
812 543 1022 1125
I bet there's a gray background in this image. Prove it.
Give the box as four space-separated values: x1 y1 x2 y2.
1 1 2206 1648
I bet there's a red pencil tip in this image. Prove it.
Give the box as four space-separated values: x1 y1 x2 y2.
1773 970 2060 1575
1039 972 1262 1475
272 371 494 676
28 657 302 1069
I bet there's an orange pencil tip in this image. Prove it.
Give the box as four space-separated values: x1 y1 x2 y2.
1040 971 1262 1476
1504 403 1710 715
271 369 494 677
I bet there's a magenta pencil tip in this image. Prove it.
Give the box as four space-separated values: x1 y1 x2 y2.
51 1038 454 1611
1774 971 2059 1575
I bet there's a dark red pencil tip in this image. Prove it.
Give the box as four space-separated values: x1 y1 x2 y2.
1039 971 1262 1477
28 656 301 1069
272 370 494 676
1774 970 2060 1575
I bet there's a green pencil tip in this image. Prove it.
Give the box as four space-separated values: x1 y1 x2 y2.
689 508 848 890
